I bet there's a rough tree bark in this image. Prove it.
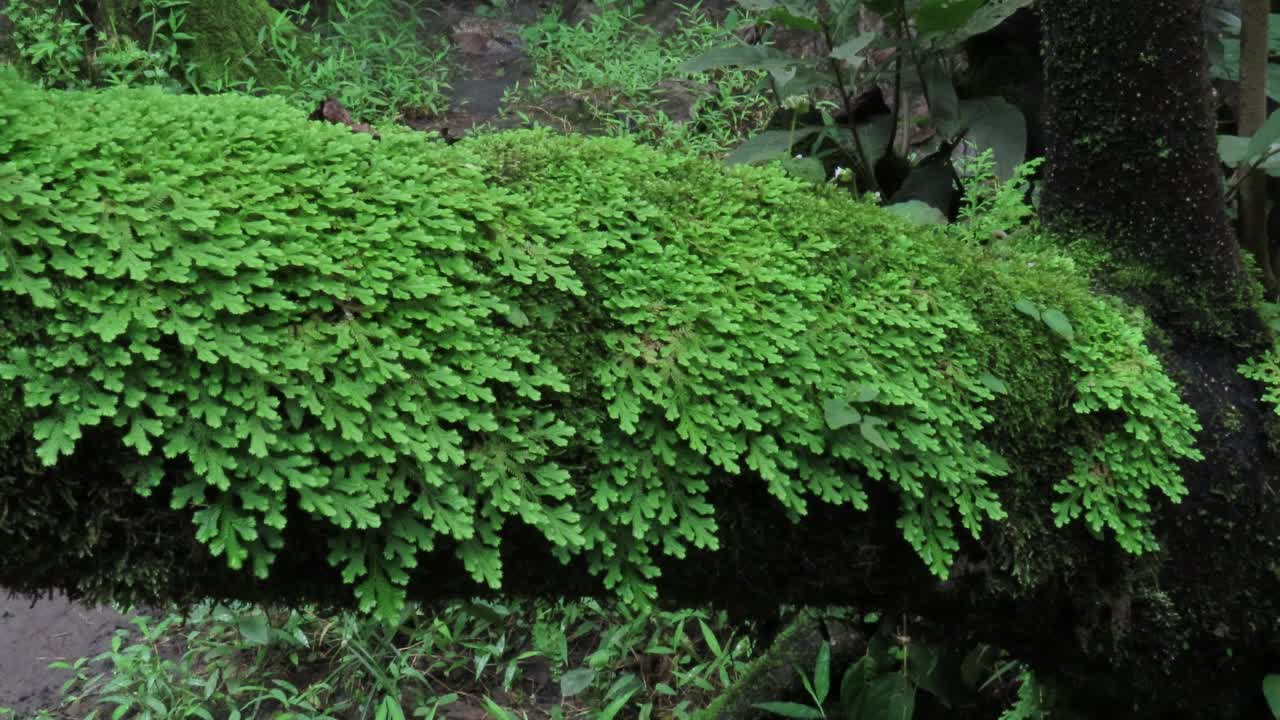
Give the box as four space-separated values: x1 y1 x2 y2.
1041 1 1245 295
1040 0 1280 716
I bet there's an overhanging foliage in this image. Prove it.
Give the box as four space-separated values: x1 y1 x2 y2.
0 72 1199 623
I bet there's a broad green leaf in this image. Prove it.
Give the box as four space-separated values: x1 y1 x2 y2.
504 305 529 327
1219 134 1252 166
771 10 821 31
376 696 406 720
598 689 638 720
813 642 831 704
823 398 861 430
849 673 915 720
752 702 824 719
862 0 899 18
237 611 270 645
1264 674 1280 719
1210 7 1241 35
480 697 517 720
886 201 947 225
781 157 827 184
840 656 876 717
699 619 724 656
946 0 1035 42
978 372 1008 395
560 668 596 697
1013 299 1040 319
915 0 985 38
1041 309 1075 342
959 645 998 690
861 418 890 451
759 2 822 31
771 66 798 93
903 644 952 707
725 128 821 165
777 66 837 99
849 114 895 169
922 60 961 137
958 97 1026 179
1246 108 1280 160
830 32 874 66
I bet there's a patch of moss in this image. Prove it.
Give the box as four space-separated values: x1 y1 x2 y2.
0 75 1207 619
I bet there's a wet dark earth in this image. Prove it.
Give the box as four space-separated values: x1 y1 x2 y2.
0 595 130 715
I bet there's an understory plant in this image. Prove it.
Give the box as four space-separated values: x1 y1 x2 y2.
3 0 207 90
0 72 1200 623
505 0 770 156
21 599 753 720
680 0 1033 199
1 0 450 121
3 0 93 86
262 0 452 122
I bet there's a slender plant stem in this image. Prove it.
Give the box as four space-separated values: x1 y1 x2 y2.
819 18 877 191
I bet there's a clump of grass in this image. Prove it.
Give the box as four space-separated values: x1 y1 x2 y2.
263 0 453 123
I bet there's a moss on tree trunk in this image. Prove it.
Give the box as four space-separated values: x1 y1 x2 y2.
1041 0 1245 297
1040 2 1280 717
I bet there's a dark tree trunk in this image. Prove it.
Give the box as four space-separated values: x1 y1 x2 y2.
1039 1 1280 717
1041 0 1244 295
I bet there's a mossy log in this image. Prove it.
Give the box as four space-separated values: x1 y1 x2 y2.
1 72 1278 717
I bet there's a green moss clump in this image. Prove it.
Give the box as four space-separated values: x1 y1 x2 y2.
0 71 1202 621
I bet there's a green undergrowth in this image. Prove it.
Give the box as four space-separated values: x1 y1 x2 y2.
503 0 769 157
260 0 452 122
0 72 1200 622
0 0 451 121
4 599 754 719
1240 302 1280 414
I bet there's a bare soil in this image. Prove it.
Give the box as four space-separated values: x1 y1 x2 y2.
0 595 130 715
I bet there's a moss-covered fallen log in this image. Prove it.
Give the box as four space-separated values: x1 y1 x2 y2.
1 72 1277 716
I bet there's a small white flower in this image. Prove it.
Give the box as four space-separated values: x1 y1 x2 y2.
782 94 810 112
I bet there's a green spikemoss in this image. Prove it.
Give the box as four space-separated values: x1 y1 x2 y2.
0 73 1203 621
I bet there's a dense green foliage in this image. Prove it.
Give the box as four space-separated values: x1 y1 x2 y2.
0 0 451 121
0 71 1200 623
18 598 751 719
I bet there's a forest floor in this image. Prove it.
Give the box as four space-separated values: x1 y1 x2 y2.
0 595 129 715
